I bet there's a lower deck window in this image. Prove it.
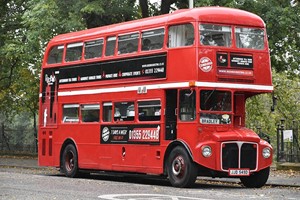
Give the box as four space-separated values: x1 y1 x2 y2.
103 102 112 122
138 100 161 121
81 104 100 122
114 102 135 121
63 104 79 123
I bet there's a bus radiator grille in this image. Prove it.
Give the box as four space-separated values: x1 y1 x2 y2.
221 142 257 171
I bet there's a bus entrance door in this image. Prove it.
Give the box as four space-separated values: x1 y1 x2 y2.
39 71 58 166
165 90 177 140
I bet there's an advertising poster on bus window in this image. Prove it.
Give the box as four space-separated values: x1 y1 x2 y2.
100 124 160 144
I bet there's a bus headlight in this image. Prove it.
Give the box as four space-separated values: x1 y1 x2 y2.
262 147 271 158
202 146 212 157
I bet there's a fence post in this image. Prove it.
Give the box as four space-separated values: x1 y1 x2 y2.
293 120 299 162
276 123 280 162
279 118 286 162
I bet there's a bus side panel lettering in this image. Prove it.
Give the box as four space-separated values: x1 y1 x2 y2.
100 125 160 144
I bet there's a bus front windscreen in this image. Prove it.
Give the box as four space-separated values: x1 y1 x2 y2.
235 27 265 50
200 90 232 125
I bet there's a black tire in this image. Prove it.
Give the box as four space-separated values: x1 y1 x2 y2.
166 146 197 188
240 167 270 188
62 144 79 178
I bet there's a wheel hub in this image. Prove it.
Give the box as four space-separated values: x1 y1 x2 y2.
66 152 74 171
172 156 185 176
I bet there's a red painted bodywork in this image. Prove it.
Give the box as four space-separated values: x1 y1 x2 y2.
38 7 273 177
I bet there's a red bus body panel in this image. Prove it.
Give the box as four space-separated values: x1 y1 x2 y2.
38 7 273 180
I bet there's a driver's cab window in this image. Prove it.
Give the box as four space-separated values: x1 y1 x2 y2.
168 23 194 48
179 89 196 121
200 90 232 125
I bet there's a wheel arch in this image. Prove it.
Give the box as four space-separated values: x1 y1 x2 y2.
163 140 194 175
60 138 78 170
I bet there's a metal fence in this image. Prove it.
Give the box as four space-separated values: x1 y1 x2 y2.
1 120 299 163
0 123 37 154
276 119 299 162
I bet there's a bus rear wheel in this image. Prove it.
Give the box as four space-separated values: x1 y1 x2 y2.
62 144 79 178
167 146 197 188
240 167 270 188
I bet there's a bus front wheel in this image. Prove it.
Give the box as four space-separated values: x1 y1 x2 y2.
240 167 270 188
166 146 197 188
62 144 79 178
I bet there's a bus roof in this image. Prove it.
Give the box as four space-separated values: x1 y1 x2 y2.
49 7 265 44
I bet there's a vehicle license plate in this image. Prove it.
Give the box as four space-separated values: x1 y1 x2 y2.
228 169 250 176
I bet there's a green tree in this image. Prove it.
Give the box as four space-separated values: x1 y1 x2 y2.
246 71 300 143
0 0 28 116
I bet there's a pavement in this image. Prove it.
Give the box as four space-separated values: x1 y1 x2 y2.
0 156 299 187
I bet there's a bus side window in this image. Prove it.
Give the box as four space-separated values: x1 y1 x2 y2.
105 36 116 56
168 24 194 48
103 102 112 122
84 39 103 59
81 104 100 122
47 45 64 64
138 100 161 121
179 89 196 121
118 33 139 54
142 28 164 51
114 102 135 121
63 104 79 123
65 42 83 62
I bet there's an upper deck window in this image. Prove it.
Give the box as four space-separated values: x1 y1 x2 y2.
118 33 139 54
235 27 264 50
105 36 116 56
65 42 83 62
200 24 231 47
84 39 103 59
47 45 64 64
142 28 164 51
168 24 194 48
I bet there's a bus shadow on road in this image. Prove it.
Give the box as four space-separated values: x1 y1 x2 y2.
49 171 242 189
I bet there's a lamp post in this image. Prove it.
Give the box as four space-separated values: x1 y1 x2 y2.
280 118 286 162
189 0 194 9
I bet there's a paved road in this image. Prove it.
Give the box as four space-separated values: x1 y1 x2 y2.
1 156 299 187
0 156 300 200
1 167 300 200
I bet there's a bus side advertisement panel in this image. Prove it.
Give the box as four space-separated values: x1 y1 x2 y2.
100 124 160 144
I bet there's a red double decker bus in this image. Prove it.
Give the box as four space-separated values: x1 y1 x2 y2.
39 7 273 188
